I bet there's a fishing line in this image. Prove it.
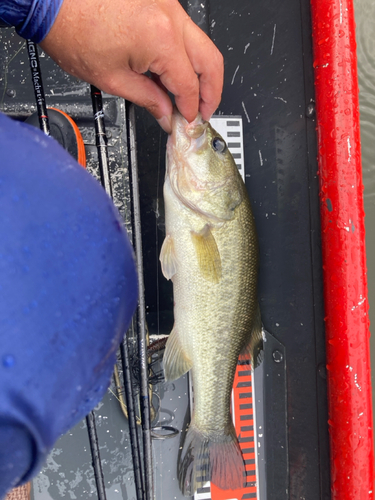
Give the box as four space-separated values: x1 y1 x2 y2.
155 125 163 337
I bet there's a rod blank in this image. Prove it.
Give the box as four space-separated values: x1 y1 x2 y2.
26 40 50 135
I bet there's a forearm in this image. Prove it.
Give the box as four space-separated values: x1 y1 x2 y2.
0 0 63 42
0 0 223 128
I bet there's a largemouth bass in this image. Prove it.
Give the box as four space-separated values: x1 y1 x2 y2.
160 109 262 496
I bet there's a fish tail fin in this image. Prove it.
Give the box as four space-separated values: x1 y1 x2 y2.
239 304 264 368
178 421 245 496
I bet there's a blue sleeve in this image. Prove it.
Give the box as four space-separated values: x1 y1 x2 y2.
0 113 138 498
0 0 63 43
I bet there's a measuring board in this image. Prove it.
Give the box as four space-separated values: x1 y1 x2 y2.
211 116 245 181
190 116 259 500
190 368 259 500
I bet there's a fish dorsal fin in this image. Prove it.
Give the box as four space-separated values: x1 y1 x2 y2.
160 234 177 280
163 328 193 381
191 225 222 283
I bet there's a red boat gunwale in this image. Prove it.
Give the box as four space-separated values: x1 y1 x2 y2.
310 0 374 498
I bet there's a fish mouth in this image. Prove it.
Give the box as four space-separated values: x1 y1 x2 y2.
169 107 208 153
166 108 241 223
166 108 208 180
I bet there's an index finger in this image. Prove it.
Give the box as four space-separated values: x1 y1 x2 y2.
151 45 200 123
151 19 223 124
149 16 223 124
183 21 224 121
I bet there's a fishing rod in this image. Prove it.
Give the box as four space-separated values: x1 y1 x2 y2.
90 85 112 197
90 87 149 500
86 411 108 500
120 327 145 500
90 89 154 499
26 40 50 135
126 101 154 500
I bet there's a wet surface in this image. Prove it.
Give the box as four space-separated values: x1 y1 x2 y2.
1 0 351 494
31 373 191 500
353 0 375 455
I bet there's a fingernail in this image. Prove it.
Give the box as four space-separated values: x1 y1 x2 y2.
157 115 172 134
200 110 212 123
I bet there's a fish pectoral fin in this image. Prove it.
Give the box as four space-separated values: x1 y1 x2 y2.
163 328 193 381
160 234 177 280
191 225 222 283
239 304 264 368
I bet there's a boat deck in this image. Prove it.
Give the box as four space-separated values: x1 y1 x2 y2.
1 0 331 496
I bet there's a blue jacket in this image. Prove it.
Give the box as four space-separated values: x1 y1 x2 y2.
0 0 63 43
0 78 138 500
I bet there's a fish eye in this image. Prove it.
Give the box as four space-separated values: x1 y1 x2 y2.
212 137 227 153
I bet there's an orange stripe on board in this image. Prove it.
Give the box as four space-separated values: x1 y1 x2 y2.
211 365 258 500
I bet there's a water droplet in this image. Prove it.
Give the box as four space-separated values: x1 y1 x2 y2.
3 354 15 368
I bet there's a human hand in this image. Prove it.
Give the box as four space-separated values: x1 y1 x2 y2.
40 0 224 133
